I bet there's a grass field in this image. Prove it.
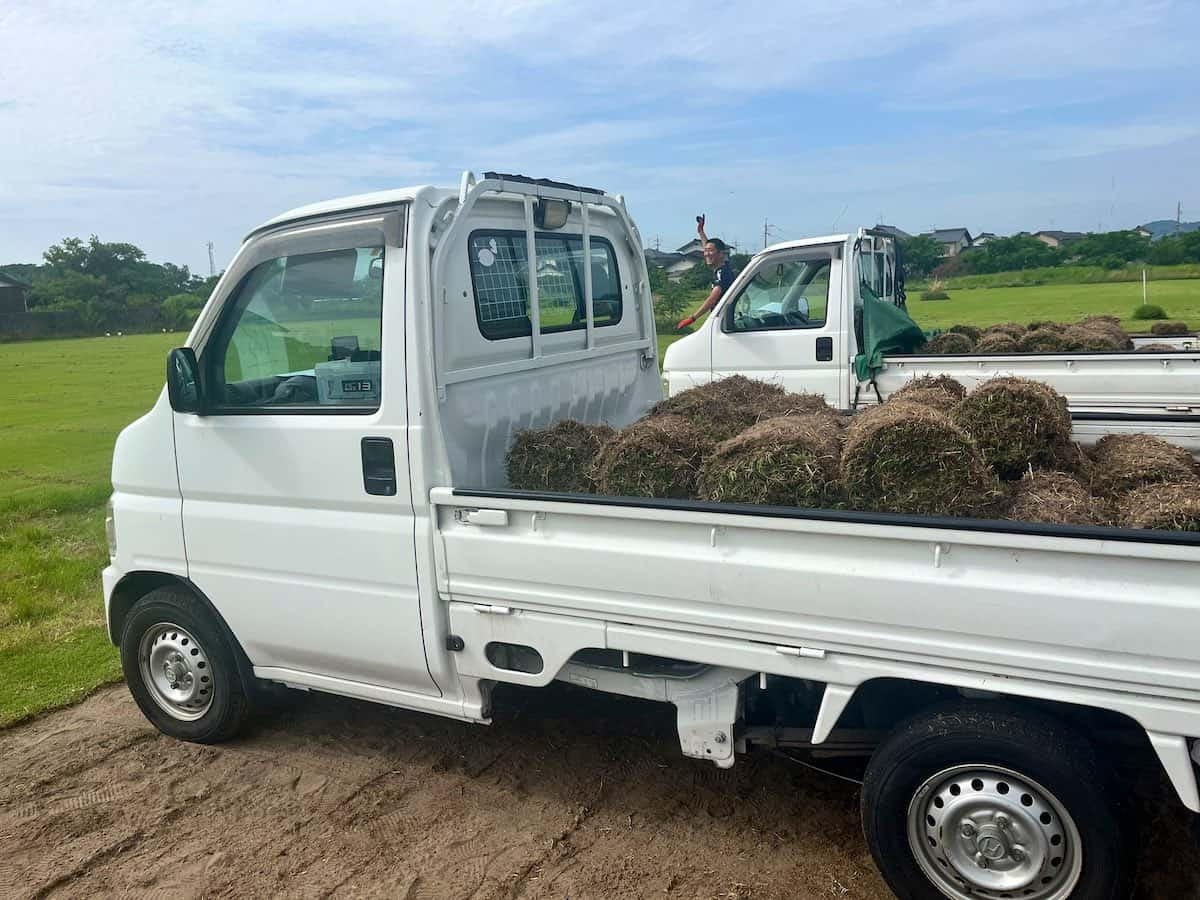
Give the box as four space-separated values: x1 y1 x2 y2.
657 277 1200 337
0 332 178 725
906 278 1200 332
2 276 1198 725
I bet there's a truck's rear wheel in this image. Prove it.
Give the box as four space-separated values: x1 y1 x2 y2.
120 586 250 743
861 703 1132 900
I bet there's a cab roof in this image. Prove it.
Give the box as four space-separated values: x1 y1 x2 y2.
246 186 448 240
761 234 851 255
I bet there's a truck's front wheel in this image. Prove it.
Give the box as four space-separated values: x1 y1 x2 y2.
120 586 250 743
861 703 1132 900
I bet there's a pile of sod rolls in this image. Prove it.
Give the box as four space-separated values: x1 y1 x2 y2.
921 315 1188 354
505 375 1200 531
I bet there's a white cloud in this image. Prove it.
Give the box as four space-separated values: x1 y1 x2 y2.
0 0 1197 267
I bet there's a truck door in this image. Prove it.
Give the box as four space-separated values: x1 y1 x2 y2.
709 245 847 405
172 211 439 696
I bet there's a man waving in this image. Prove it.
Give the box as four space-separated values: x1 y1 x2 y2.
676 214 734 330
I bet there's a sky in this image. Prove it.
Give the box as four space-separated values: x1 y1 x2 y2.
1 0 1198 272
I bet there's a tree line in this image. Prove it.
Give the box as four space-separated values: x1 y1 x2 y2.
900 229 1200 280
2 236 219 335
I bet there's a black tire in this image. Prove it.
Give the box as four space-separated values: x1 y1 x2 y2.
120 585 251 743
861 702 1133 900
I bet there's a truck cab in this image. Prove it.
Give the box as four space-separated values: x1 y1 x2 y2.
663 229 900 407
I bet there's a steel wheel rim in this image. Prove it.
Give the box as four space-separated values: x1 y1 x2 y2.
138 622 214 721
906 763 1083 900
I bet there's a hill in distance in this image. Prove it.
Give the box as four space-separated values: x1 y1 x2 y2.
1140 219 1200 240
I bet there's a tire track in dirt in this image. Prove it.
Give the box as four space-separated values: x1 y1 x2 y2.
0 683 1196 899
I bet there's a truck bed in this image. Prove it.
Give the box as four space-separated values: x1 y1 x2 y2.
879 348 1200 417
433 487 1200 739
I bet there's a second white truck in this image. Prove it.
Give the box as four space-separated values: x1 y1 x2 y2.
663 231 1200 451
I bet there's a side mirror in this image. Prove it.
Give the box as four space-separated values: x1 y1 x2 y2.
166 347 205 414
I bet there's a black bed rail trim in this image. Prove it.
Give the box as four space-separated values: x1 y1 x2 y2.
1071 411 1199 424
450 488 1200 548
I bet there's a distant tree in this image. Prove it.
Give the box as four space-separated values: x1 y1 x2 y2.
1066 230 1149 267
653 283 690 322
957 234 1060 273
1148 231 1200 266
898 235 943 279
11 235 215 336
646 261 669 294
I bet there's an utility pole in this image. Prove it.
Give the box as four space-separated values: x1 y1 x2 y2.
762 218 779 250
653 235 661 251
206 241 216 276
1178 202 1184 235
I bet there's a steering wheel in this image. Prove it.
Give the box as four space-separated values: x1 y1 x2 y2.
781 294 810 325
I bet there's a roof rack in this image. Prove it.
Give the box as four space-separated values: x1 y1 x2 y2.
482 172 605 196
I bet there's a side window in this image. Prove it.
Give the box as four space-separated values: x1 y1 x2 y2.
726 257 830 332
208 246 384 410
468 231 622 340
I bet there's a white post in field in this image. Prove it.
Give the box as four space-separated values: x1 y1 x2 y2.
1142 268 1147 307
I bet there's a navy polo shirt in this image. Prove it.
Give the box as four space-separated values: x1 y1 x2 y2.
712 261 734 292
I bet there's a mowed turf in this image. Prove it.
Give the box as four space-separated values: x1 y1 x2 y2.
0 332 179 725
905 278 1200 332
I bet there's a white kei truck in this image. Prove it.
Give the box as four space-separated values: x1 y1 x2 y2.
662 232 1200 455
105 173 1200 900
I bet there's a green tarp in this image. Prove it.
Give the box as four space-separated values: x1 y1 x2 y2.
853 284 928 382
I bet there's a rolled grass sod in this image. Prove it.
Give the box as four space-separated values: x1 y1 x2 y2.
1090 434 1199 498
951 377 1073 480
650 375 787 442
698 415 842 508
591 415 714 499
923 332 974 354
506 420 615 493
889 375 966 413
841 402 1000 516
1006 471 1099 526
1117 482 1200 531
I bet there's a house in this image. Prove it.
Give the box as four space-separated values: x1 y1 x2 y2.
1134 226 1153 240
1033 230 1085 249
644 249 693 281
972 232 999 246
0 271 31 315
921 228 973 257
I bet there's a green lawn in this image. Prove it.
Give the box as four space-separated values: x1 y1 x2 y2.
905 279 1200 333
0 331 180 725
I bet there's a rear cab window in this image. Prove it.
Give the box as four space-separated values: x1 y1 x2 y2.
468 230 622 341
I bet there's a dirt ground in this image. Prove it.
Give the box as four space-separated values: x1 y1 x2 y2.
0 683 1196 900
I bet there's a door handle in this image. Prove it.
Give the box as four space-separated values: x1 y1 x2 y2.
815 336 833 361
361 437 397 496
454 508 509 527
